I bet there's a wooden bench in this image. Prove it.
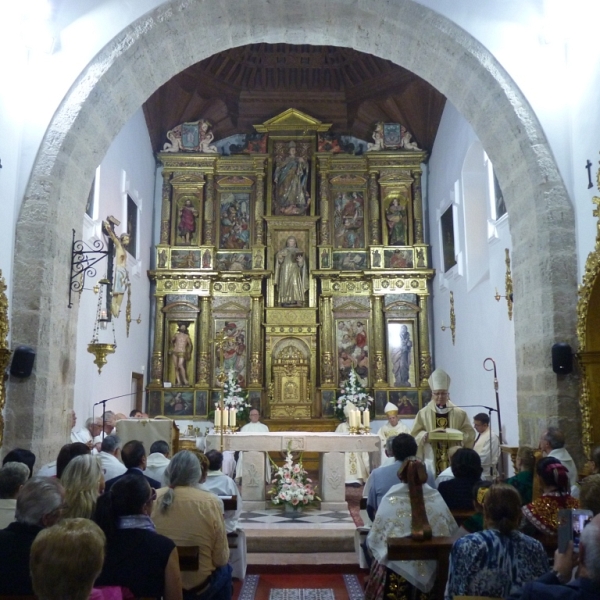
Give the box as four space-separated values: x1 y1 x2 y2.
387 536 455 600
450 509 475 527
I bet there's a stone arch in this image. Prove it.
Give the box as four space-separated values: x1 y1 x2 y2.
7 0 578 460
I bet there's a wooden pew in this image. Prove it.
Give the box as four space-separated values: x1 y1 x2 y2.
387 536 455 600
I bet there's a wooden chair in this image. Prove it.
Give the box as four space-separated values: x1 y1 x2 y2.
387 536 455 600
177 546 200 571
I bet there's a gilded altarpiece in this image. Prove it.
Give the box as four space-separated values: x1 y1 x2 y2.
148 109 434 425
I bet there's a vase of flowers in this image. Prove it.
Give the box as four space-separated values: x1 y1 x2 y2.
216 369 251 424
269 449 320 511
333 367 373 421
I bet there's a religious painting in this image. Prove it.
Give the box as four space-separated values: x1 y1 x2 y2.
384 248 414 269
171 249 201 269
370 247 383 269
389 390 419 418
126 194 138 259
164 390 194 416
384 196 409 246
213 318 248 388
175 195 200 246
200 247 213 270
248 390 262 412
211 391 221 411
319 247 332 270
218 192 251 249
216 252 252 272
374 390 388 416
336 318 369 387
421 389 432 407
333 191 365 249
195 391 208 417
272 140 311 216
387 321 418 388
147 391 162 417
440 205 457 272
383 123 402 149
333 251 366 271
274 234 309 308
252 246 264 270
166 321 196 387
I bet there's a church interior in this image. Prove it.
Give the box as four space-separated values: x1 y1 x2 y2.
2 0 600 597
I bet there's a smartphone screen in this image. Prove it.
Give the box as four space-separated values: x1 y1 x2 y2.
558 509 593 553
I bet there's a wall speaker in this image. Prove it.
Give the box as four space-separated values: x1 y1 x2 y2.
10 346 36 378
551 343 573 375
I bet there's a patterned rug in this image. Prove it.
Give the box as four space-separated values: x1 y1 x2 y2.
236 574 365 600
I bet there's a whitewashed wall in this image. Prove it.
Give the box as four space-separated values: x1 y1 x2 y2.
427 102 518 449
72 108 155 422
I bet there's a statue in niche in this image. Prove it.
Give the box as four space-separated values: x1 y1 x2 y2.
103 220 130 318
392 324 413 387
386 197 408 245
178 199 198 245
170 322 193 386
274 236 308 307
273 141 310 215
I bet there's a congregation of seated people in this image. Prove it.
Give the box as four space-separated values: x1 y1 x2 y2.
1 419 599 600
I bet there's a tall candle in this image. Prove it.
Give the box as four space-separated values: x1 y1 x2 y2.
348 410 354 428
215 408 221 428
223 408 229 428
363 410 370 428
230 408 236 427
351 409 358 429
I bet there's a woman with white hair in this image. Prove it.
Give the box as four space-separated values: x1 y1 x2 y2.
61 455 104 519
152 450 231 600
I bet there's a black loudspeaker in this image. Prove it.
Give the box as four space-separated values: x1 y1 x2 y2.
552 343 573 375
10 346 36 378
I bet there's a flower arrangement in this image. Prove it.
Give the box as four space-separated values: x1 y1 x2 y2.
216 369 251 423
333 367 373 421
269 449 320 510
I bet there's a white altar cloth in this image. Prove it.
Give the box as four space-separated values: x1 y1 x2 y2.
205 432 380 510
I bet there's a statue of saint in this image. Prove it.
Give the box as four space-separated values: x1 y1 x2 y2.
274 236 308 307
273 141 310 215
178 199 198 245
386 197 408 245
103 221 130 318
171 323 193 386
392 324 413 386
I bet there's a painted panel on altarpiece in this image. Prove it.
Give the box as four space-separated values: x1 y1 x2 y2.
218 192 251 249
389 390 419 418
387 321 417 388
164 390 194 416
333 251 367 271
216 252 252 271
333 191 365 249
384 248 414 269
336 318 369 387
214 319 248 387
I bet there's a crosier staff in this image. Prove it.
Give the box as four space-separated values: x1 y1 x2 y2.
483 357 504 479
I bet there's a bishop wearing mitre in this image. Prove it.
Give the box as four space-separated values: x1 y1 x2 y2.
411 368 475 481
377 402 410 464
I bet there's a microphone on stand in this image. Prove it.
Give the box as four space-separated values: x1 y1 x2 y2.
93 392 137 443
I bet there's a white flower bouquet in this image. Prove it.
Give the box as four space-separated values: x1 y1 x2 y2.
269 449 320 509
333 367 373 420
216 369 251 422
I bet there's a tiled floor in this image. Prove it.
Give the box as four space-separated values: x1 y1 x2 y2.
240 508 356 529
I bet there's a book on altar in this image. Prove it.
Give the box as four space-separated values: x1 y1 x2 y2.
427 428 464 442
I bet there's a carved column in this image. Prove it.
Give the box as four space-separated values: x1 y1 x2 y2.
196 296 211 386
249 294 263 385
320 295 335 385
204 173 214 245
255 175 265 245
319 171 330 245
372 295 386 385
413 168 424 244
151 297 165 384
418 294 432 385
369 172 380 244
160 173 171 244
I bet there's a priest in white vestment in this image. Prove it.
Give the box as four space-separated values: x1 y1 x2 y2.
473 412 500 480
235 408 271 483
335 402 370 485
377 402 410 463
71 417 103 450
411 368 476 483
540 426 579 494
145 440 171 486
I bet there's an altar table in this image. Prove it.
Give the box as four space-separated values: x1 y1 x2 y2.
205 431 381 510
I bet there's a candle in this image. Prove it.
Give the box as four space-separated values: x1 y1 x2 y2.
230 408 236 427
351 409 358 429
348 410 355 428
215 408 221 428
363 410 370 428
223 408 229 428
